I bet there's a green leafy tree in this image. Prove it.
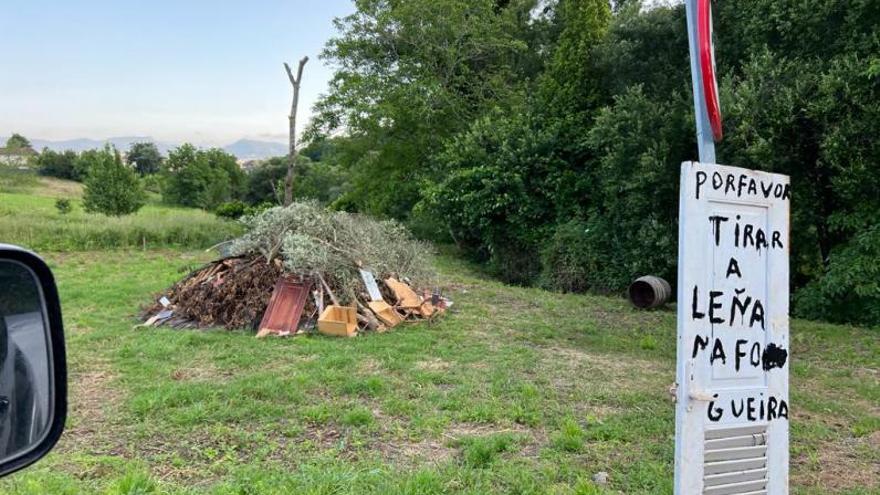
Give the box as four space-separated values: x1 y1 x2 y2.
244 155 348 207
162 144 245 210
794 224 880 326
311 0 880 325
310 0 538 217
82 146 145 216
5 133 32 151
127 142 163 175
36 149 85 181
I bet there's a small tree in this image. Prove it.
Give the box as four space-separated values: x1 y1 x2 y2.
162 144 244 210
5 133 32 151
82 146 145 216
127 142 163 175
54 198 73 215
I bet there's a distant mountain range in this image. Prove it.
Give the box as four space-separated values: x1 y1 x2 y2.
1 136 288 160
223 139 288 160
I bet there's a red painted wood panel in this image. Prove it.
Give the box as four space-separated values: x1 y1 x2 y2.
258 277 311 336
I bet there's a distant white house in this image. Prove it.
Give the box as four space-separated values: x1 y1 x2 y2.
237 159 265 172
0 146 37 167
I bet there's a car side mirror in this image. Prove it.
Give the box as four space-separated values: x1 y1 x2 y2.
0 245 67 478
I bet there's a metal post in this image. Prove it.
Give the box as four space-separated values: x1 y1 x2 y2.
685 0 716 163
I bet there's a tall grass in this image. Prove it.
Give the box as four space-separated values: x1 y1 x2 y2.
0 191 242 251
0 166 41 194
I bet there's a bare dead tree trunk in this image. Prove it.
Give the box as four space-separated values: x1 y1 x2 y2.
283 56 308 206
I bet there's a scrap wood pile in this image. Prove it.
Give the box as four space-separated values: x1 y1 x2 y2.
142 201 450 337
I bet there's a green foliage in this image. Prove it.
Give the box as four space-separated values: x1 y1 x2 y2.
310 0 538 218
214 200 271 220
214 200 250 220
162 144 244 210
105 469 158 495
243 155 348 207
457 433 521 468
580 86 691 291
539 219 596 293
539 0 612 115
551 417 586 452
82 146 146 216
140 173 163 194
243 158 284 205
54 198 73 215
127 142 163 175
5 133 31 150
422 108 569 284
794 223 880 326
227 0 880 325
37 149 86 181
340 407 374 427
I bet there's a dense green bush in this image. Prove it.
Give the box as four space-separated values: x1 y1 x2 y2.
243 156 348 207
423 108 567 284
82 146 145 216
37 149 87 181
214 200 249 220
54 198 73 215
141 173 163 194
794 224 880 327
214 200 272 220
309 0 880 325
162 144 244 210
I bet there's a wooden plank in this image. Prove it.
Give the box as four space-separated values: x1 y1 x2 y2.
257 277 311 337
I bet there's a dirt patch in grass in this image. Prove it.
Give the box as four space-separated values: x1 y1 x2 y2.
415 358 451 371
359 357 384 374
56 360 125 457
540 345 668 388
381 421 546 467
792 435 880 491
381 437 457 467
547 344 664 369
38 177 84 198
169 363 234 383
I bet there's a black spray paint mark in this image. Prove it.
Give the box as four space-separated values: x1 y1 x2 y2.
762 343 789 371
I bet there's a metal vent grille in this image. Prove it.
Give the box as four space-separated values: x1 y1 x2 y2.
703 425 769 494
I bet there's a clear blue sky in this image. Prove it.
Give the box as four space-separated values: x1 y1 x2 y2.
0 0 354 145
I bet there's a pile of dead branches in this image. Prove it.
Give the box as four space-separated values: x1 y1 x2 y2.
141 202 447 335
142 256 283 329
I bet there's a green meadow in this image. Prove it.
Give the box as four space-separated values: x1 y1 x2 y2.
0 174 877 494
0 170 241 251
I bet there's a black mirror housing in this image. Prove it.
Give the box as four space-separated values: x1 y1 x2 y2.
0 244 67 478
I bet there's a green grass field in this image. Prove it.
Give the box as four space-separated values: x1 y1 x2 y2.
0 175 877 494
0 170 241 251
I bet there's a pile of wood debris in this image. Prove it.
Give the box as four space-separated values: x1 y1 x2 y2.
141 257 450 337
141 202 450 337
